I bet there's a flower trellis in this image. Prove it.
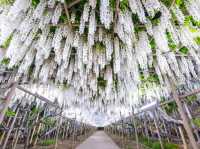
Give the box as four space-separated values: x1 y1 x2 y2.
1 0 200 125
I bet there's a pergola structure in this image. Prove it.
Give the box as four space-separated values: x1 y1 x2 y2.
0 0 200 149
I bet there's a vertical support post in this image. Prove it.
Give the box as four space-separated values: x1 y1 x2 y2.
178 126 188 149
2 107 19 149
170 80 199 149
162 120 170 142
0 117 11 145
30 112 40 144
144 116 149 138
153 110 164 149
63 123 66 139
33 123 42 147
0 82 17 124
132 115 139 149
84 125 87 137
140 122 145 137
183 102 200 141
174 124 179 138
55 108 63 149
12 111 28 149
121 119 124 149
73 119 76 148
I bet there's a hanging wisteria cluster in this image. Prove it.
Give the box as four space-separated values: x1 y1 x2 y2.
14 83 133 126
1 0 200 124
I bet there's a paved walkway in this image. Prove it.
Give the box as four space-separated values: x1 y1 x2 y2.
76 131 120 149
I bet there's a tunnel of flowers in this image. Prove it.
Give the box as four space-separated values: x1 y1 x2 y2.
0 0 200 148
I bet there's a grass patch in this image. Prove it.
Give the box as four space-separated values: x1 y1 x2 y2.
40 139 56 146
5 108 16 117
139 137 179 149
192 118 200 128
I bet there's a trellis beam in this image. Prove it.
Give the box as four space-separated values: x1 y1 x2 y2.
63 1 72 27
67 0 81 9
159 87 200 107
113 0 120 33
48 23 105 27
17 86 60 109
179 88 200 99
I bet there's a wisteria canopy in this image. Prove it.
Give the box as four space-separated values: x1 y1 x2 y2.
1 0 200 126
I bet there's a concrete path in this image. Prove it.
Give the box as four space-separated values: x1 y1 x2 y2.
76 131 120 149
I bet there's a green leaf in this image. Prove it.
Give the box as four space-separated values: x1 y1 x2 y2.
0 35 12 49
184 16 200 27
119 0 129 12
166 31 177 51
175 0 183 6
135 25 146 33
95 42 106 53
177 0 188 14
0 0 14 6
189 26 198 33
32 0 40 8
97 77 107 89
160 0 173 7
186 95 197 105
184 16 192 26
50 26 56 33
43 117 56 126
192 118 200 128
150 11 161 25
140 73 160 84
179 46 189 54
150 38 156 50
59 12 68 23
139 73 160 94
109 0 115 12
194 37 200 45
166 102 177 114
132 14 140 24
1 57 10 65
